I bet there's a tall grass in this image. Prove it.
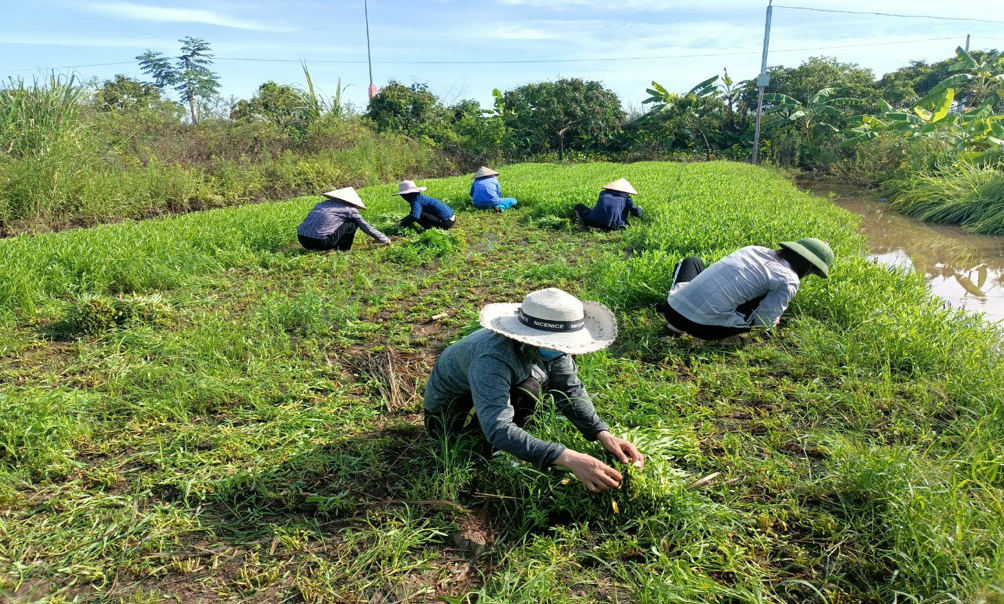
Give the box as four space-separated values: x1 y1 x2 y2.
885 163 1004 235
0 77 443 232
0 74 87 160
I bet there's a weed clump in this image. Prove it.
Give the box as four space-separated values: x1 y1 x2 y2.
531 214 569 231
385 228 463 266
59 293 172 337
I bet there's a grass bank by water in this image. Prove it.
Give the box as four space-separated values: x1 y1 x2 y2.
884 164 1004 236
1 162 1003 603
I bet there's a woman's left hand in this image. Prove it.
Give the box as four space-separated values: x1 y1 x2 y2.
596 431 645 470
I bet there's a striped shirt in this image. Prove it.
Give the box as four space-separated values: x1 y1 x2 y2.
424 328 609 469
297 200 390 244
668 246 800 328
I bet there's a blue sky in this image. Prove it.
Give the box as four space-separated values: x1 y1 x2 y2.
2 1 1002 113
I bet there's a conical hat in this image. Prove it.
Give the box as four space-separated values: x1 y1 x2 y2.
322 187 366 209
602 178 637 195
473 166 500 179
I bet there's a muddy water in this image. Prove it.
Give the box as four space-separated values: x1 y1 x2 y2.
799 179 1004 325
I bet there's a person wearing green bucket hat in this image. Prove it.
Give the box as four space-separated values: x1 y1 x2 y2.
655 238 834 342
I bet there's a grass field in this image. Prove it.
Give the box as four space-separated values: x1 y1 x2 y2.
1 162 1003 603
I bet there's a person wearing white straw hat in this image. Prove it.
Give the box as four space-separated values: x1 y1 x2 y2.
656 238 835 342
393 180 457 230
470 166 518 212
297 187 391 252
574 178 642 231
423 288 645 493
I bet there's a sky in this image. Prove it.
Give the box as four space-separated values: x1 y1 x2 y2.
2 1 1003 113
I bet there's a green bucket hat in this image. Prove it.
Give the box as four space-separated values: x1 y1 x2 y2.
779 237 834 278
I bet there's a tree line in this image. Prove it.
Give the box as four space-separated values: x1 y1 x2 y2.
110 37 1002 174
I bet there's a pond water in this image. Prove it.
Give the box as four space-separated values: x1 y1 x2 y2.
799 179 1004 326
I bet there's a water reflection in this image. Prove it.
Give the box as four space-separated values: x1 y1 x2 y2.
799 180 1004 325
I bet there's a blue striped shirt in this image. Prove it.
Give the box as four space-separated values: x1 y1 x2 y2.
297 199 390 244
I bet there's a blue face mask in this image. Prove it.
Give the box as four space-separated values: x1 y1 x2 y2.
537 347 565 359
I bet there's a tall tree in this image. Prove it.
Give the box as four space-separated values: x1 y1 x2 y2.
750 56 875 108
948 46 1004 110
502 78 624 160
136 37 220 124
365 81 448 139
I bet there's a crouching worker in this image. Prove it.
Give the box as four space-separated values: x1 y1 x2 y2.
297 187 391 252
470 166 518 212
656 238 834 341
575 178 642 231
424 287 644 493
394 180 456 230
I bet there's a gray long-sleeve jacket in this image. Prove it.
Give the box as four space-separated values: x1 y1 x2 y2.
423 329 609 469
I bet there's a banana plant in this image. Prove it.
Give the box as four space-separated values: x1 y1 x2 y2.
644 76 728 160
841 86 1004 161
761 87 865 144
948 46 1004 110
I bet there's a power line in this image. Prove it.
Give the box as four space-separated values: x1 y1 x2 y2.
642 7 765 93
3 61 136 74
774 5 1004 25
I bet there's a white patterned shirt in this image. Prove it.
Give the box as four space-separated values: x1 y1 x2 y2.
667 246 800 328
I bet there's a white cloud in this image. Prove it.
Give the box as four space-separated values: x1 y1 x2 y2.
486 25 570 41
79 2 298 32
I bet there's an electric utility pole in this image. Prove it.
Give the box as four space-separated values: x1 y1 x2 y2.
365 0 377 100
965 34 970 52
751 0 773 165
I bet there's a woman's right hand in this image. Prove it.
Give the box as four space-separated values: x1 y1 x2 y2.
554 449 623 492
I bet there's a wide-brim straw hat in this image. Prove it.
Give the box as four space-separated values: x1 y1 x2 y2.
322 187 366 209
602 178 638 195
473 166 500 179
480 288 617 354
780 237 834 278
393 180 427 196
